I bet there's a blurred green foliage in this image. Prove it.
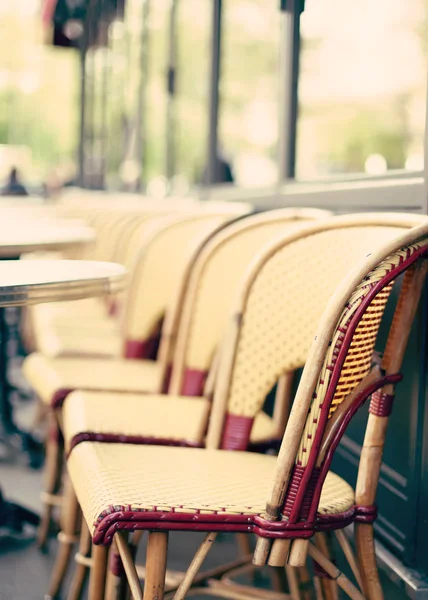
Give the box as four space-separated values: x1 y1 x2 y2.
0 0 427 187
0 7 78 183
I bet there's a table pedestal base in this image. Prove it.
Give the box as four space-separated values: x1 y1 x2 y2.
0 485 40 538
0 305 44 468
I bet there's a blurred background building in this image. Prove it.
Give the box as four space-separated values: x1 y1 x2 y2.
0 0 427 190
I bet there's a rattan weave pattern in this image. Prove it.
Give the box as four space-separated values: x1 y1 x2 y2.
227 226 404 419
118 217 158 270
99 214 145 264
32 297 108 325
31 307 120 358
183 221 305 372
251 411 281 443
30 329 123 359
67 443 354 534
63 392 211 450
297 240 426 466
62 393 279 451
22 353 162 405
125 216 227 341
28 214 142 355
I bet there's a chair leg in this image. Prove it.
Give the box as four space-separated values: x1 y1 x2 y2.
335 530 363 591
296 566 316 600
143 532 169 600
67 523 92 600
236 533 252 556
270 567 289 593
313 576 324 600
355 523 383 600
314 533 338 600
174 532 217 600
88 544 109 600
285 565 303 600
38 412 64 550
308 543 364 600
115 532 144 600
31 399 47 434
105 536 130 600
288 540 309 567
47 478 80 599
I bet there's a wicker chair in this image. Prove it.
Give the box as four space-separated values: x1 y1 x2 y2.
62 208 332 458
29 200 251 358
28 209 202 357
66 213 428 600
29 212 157 358
38 208 330 599
23 212 235 552
23 212 238 407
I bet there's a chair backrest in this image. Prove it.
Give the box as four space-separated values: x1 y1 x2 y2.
89 201 251 268
90 208 235 314
91 213 141 262
112 214 165 269
121 212 243 360
168 208 332 396
205 213 428 529
76 213 171 315
57 192 251 218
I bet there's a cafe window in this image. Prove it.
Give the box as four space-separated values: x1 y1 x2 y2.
0 0 79 186
144 0 169 186
296 0 427 179
219 0 281 187
173 0 211 188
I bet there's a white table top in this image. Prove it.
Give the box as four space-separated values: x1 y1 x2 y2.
0 260 127 307
0 223 94 257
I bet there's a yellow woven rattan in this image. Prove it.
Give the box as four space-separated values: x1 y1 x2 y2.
124 214 231 343
63 392 211 451
22 354 163 406
68 442 354 533
24 214 234 382
28 213 158 357
225 225 414 420
58 211 331 449
62 392 279 452
170 209 331 389
296 238 428 466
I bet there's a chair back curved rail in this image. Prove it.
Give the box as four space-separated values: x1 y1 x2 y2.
64 212 428 600
205 213 428 579
168 208 332 398
122 212 241 362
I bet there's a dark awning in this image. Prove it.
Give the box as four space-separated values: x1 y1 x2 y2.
42 0 125 48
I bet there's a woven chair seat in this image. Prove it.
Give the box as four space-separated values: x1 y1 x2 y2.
31 298 107 321
31 327 122 358
63 391 279 452
68 442 355 543
22 353 162 407
251 411 281 443
34 298 107 321
32 299 117 338
44 314 118 333
63 391 211 451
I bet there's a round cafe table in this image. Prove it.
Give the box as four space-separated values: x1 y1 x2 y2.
0 259 126 533
0 220 94 257
0 222 94 442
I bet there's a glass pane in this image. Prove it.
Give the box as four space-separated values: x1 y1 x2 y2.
0 0 79 190
105 19 128 187
104 0 167 190
297 0 427 179
219 0 281 187
173 0 211 188
145 0 170 186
